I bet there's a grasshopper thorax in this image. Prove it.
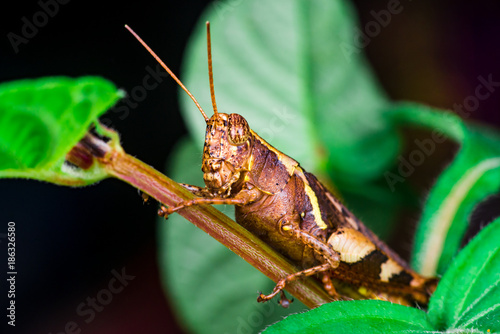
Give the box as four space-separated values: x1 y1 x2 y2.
202 113 252 195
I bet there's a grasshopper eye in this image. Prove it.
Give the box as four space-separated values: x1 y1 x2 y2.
228 113 250 145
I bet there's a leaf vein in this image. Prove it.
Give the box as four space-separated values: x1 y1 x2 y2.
452 248 500 327
458 302 500 329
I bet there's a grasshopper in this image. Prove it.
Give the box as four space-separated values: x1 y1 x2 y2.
125 23 437 307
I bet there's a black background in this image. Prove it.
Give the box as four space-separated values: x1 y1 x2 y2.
1 1 499 333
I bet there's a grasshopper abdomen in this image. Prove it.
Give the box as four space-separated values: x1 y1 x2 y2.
234 131 436 305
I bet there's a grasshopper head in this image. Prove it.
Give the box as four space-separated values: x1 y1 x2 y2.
202 113 252 194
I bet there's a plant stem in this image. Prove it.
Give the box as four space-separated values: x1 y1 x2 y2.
75 132 334 308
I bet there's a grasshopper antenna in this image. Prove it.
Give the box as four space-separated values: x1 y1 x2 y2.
124 24 209 122
205 21 218 117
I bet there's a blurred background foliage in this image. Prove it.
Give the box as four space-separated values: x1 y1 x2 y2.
1 0 500 333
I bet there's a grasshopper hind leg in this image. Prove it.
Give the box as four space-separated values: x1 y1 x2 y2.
321 273 339 297
257 220 344 306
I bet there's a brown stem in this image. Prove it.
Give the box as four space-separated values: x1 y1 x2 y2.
74 133 334 308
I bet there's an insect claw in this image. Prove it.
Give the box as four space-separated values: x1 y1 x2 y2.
140 191 150 205
256 292 268 303
278 291 293 308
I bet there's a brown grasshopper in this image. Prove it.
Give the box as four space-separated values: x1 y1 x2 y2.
125 23 437 307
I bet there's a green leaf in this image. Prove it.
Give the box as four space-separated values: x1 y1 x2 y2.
158 138 307 334
262 300 436 334
389 104 500 276
428 218 500 333
0 77 123 185
180 0 396 183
